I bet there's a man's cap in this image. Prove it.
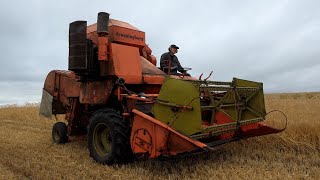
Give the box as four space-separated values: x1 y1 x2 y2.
169 44 179 49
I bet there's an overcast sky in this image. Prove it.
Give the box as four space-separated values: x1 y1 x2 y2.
0 0 319 105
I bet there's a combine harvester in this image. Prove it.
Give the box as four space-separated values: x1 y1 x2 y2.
40 12 285 165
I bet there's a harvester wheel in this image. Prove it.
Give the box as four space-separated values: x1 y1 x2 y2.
87 109 133 165
52 122 68 144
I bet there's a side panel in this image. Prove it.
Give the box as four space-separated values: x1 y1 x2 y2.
152 78 202 135
42 70 81 116
131 110 207 159
233 78 266 118
109 26 146 47
43 70 80 102
110 43 142 84
79 80 113 104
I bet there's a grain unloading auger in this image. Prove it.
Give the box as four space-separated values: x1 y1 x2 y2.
40 12 285 165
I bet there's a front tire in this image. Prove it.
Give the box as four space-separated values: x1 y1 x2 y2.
87 109 133 165
52 122 68 144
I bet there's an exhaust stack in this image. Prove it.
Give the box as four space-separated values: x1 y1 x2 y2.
97 12 110 61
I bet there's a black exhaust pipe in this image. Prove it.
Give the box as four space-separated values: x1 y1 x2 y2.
97 12 110 34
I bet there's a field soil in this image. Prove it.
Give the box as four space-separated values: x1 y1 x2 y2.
0 93 319 179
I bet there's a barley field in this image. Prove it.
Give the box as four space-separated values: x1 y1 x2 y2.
0 93 319 179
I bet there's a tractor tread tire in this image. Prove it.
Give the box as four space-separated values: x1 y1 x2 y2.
87 109 133 165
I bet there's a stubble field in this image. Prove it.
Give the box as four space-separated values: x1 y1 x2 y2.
0 93 319 179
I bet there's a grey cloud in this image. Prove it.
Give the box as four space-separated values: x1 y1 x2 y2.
0 0 319 104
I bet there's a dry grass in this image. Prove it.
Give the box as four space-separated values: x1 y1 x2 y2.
0 93 319 179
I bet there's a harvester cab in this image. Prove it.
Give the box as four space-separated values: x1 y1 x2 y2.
40 12 285 165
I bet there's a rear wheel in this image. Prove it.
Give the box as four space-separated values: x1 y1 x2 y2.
87 109 133 165
52 122 68 144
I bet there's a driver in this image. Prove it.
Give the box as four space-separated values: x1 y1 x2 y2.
160 44 190 76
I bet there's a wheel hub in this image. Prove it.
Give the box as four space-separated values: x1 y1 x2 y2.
93 123 112 156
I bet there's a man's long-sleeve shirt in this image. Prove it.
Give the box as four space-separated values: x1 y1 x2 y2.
160 52 183 74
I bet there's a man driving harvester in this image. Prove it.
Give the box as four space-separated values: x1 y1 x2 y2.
160 44 190 76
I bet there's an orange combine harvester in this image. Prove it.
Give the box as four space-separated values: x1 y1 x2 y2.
40 12 285 165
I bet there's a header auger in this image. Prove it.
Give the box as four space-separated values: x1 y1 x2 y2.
40 12 285 165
